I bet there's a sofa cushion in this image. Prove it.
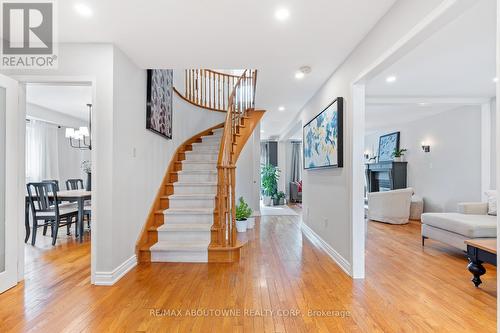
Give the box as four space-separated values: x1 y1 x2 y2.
421 213 496 238
485 190 497 216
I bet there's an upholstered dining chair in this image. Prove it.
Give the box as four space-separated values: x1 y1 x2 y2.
26 182 78 246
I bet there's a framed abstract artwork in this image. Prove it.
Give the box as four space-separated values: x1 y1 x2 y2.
303 97 343 169
378 132 400 161
146 69 173 139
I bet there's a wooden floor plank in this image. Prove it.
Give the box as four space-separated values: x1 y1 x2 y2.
0 214 495 332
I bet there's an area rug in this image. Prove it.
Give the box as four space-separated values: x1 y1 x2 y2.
260 203 299 216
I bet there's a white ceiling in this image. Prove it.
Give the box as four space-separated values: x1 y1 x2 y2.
365 103 467 132
365 0 495 132
57 0 396 138
366 0 496 98
26 85 93 120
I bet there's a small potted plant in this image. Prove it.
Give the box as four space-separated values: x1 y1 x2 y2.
236 197 249 232
261 164 280 206
81 160 92 191
392 148 407 162
273 191 286 206
237 197 255 229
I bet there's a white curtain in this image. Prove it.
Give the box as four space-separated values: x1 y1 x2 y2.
26 119 60 183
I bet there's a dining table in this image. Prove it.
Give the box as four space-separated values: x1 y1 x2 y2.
25 189 92 243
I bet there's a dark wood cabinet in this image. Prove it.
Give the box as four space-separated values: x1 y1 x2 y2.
365 161 407 192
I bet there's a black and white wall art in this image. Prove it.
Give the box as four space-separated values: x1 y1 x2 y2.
146 69 173 139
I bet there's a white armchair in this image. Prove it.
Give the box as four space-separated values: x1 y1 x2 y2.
367 188 414 224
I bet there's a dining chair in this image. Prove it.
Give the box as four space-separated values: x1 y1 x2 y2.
65 178 92 231
41 180 75 237
66 179 84 190
27 182 78 246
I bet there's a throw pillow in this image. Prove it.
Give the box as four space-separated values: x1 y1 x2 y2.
485 190 497 216
298 181 302 193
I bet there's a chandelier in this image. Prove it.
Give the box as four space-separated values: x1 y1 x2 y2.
65 103 92 150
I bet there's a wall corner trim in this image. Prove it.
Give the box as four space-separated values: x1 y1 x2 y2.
94 255 137 286
301 222 352 277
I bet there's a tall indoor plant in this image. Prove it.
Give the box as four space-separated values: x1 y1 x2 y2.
261 164 280 206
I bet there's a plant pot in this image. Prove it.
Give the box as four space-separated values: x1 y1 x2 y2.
273 198 280 206
263 196 272 206
236 219 248 233
279 198 285 205
393 156 404 162
246 217 255 229
86 172 91 191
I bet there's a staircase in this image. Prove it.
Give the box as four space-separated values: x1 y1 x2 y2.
149 128 222 262
137 69 264 263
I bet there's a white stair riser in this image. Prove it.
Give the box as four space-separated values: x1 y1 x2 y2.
201 138 221 144
178 173 217 182
181 162 216 171
157 230 211 243
164 213 213 224
169 198 215 209
174 185 217 194
185 154 218 162
190 146 219 153
151 251 207 263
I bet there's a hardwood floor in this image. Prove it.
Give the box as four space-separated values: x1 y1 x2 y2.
0 216 495 332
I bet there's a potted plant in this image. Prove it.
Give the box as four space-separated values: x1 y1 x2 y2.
237 197 255 229
273 191 286 206
392 148 407 162
235 197 249 232
261 164 280 206
81 160 92 191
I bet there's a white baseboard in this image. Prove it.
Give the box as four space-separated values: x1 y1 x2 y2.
301 222 352 276
94 255 137 286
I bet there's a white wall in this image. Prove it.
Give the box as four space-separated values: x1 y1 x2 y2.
236 127 261 213
365 106 482 212
295 0 448 274
491 98 497 189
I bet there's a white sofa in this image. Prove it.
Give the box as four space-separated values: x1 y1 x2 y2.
367 188 414 224
421 202 496 251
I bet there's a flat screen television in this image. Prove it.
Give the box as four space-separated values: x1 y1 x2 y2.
303 97 343 169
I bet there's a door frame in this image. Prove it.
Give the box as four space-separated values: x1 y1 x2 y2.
9 75 97 283
0 74 20 292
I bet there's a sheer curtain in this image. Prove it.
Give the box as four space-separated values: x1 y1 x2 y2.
26 119 60 183
290 141 302 182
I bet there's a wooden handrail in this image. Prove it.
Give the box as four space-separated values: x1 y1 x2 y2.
181 69 256 112
214 70 257 248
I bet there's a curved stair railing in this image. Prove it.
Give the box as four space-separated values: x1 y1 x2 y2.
175 69 257 112
213 70 257 249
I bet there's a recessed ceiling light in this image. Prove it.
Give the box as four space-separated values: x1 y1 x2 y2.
275 7 290 21
493 77 498 83
260 130 265 133
295 71 305 80
418 102 429 106
385 76 397 83
278 106 285 111
74 3 93 17
295 66 311 80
